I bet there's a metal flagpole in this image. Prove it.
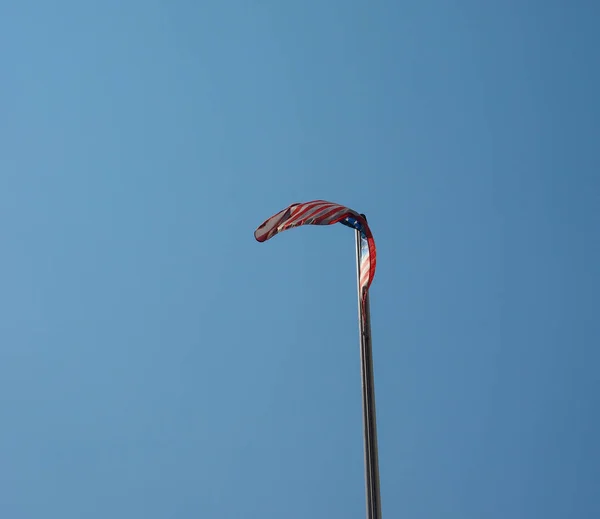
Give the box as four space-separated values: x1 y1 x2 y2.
355 216 382 519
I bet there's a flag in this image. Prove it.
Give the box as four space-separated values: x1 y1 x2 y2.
254 200 376 292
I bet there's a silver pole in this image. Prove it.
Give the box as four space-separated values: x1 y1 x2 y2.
355 219 382 519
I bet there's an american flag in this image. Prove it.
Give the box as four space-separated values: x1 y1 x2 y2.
254 200 376 292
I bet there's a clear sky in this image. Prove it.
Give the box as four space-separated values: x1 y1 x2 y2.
1 1 599 518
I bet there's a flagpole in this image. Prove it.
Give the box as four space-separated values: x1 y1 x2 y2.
355 217 382 519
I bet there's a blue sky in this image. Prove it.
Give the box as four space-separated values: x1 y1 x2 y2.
1 1 599 518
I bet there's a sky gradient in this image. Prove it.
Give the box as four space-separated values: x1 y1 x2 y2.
1 1 599 518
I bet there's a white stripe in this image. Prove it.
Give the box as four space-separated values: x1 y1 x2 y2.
286 202 338 226
304 206 346 225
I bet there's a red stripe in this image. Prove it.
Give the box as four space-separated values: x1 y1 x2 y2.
317 207 350 224
254 205 298 241
296 206 346 226
360 266 370 287
289 201 332 220
285 201 339 226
